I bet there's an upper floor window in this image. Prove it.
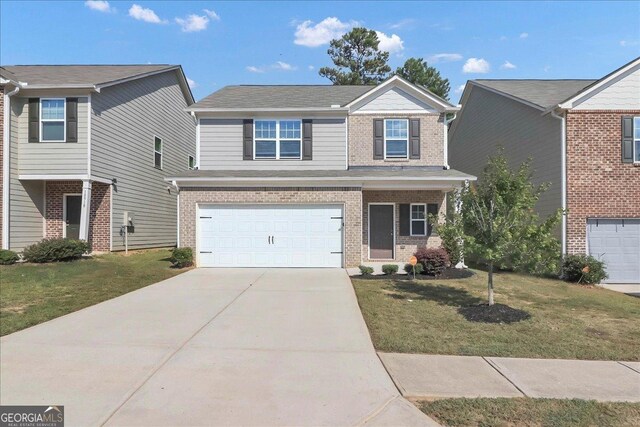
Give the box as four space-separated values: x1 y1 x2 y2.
254 119 301 159
634 117 640 163
188 155 195 170
154 137 163 169
384 119 408 159
41 99 65 142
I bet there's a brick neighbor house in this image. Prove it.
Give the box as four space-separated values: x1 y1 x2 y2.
0 65 196 252
449 57 640 284
167 75 476 269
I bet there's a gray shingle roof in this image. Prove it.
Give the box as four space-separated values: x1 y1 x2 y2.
189 85 374 110
474 79 597 109
0 65 177 87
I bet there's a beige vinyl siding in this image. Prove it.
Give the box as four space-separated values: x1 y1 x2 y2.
449 85 562 222
8 98 45 251
91 70 195 250
353 87 438 113
573 64 640 110
17 97 88 175
199 118 346 170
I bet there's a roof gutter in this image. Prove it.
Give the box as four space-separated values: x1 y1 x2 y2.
550 108 567 255
165 175 477 183
2 85 20 249
185 107 350 113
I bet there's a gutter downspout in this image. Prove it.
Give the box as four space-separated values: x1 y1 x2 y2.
172 180 180 247
2 85 20 249
443 112 457 170
551 109 567 255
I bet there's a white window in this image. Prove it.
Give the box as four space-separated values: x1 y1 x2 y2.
154 137 163 169
188 155 195 170
410 204 426 236
40 98 65 142
634 117 640 163
384 119 408 159
254 119 301 159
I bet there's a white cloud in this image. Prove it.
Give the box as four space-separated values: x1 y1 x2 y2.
186 77 197 88
427 53 463 63
247 62 299 73
389 18 415 30
274 61 296 71
246 66 264 73
308 65 315 70
501 60 516 70
204 9 220 21
294 17 354 47
85 0 112 13
520 32 529 39
455 84 466 95
543 65 551 73
175 14 209 32
462 58 490 74
499 35 507 41
375 31 404 54
620 40 639 47
129 4 166 24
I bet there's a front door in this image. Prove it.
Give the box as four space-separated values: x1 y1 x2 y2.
65 195 82 240
370 204 394 259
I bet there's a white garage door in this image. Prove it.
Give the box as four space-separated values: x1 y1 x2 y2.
198 204 343 268
587 219 640 284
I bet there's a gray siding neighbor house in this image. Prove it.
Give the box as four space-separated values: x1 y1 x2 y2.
0 65 196 252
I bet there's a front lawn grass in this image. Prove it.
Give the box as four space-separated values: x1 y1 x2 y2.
352 271 640 360
0 249 188 336
418 398 640 427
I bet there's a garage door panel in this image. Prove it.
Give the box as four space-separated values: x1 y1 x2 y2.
587 219 640 284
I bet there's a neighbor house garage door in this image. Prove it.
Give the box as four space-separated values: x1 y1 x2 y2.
198 204 343 268
587 219 640 284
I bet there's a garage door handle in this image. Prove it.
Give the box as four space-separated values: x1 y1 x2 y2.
200 251 212 254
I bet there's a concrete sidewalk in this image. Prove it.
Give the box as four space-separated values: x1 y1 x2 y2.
379 353 640 402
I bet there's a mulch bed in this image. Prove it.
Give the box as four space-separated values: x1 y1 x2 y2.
355 268 475 280
457 303 532 324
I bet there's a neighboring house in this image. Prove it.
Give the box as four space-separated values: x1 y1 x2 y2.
0 65 196 252
449 57 640 284
167 75 475 268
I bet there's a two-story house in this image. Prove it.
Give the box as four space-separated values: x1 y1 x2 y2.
0 65 196 252
449 57 640 284
167 76 475 268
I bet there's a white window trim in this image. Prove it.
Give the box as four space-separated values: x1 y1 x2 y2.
634 117 640 164
40 98 66 143
62 193 82 238
383 118 409 160
188 155 195 170
253 119 302 160
154 136 163 170
410 203 427 236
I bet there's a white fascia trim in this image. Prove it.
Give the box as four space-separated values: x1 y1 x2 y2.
3 86 19 249
551 109 567 255
195 116 201 168
19 174 88 181
350 110 442 115
19 84 98 90
166 175 477 183
87 94 92 176
187 107 349 113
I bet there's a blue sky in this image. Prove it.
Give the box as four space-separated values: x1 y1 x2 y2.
1 1 639 101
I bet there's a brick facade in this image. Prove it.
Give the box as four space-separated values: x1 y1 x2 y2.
179 187 363 267
362 190 445 262
565 110 640 253
348 113 445 166
45 181 111 251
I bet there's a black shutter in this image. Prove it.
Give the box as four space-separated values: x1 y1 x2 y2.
427 203 439 236
243 119 253 160
66 98 78 143
622 117 634 163
409 118 420 159
28 98 39 143
302 119 312 160
373 119 384 159
399 204 410 236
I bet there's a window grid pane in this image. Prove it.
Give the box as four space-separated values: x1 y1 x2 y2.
279 121 301 139
154 152 162 168
411 205 425 219
280 140 301 158
155 138 162 152
42 122 64 141
635 140 640 162
255 121 277 139
42 99 65 120
411 221 426 235
255 140 277 158
386 140 407 157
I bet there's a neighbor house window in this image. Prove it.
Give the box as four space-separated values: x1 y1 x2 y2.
410 204 426 236
154 137 163 169
634 117 640 163
254 120 301 159
41 99 65 142
188 155 195 170
384 119 408 159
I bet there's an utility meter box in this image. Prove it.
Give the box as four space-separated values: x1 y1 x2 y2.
123 211 134 233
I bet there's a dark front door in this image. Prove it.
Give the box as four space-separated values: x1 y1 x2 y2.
65 195 82 240
370 204 394 259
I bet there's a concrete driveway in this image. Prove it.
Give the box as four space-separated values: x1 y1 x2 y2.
1 269 433 426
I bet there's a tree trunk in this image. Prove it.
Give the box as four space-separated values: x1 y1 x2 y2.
488 262 495 306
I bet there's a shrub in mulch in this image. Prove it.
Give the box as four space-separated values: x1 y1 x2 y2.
457 303 531 324
355 267 475 280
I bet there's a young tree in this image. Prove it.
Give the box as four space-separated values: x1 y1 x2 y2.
395 58 451 99
319 28 391 85
457 151 561 305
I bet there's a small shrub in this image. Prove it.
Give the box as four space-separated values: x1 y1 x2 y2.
414 247 450 276
382 264 398 275
560 254 607 285
170 247 193 268
404 263 424 275
359 265 374 276
0 249 19 265
22 238 89 263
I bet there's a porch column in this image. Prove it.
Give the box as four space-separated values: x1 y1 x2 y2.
78 179 92 242
454 182 468 269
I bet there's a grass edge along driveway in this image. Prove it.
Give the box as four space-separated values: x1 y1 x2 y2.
1 249 188 336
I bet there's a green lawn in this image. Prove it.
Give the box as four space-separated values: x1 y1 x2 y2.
352 271 640 360
418 398 640 427
0 249 188 336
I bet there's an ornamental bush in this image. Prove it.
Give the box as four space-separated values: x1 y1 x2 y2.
0 249 19 265
404 262 424 275
170 247 193 268
414 247 450 276
560 254 607 285
22 238 89 263
359 265 374 276
381 264 399 275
